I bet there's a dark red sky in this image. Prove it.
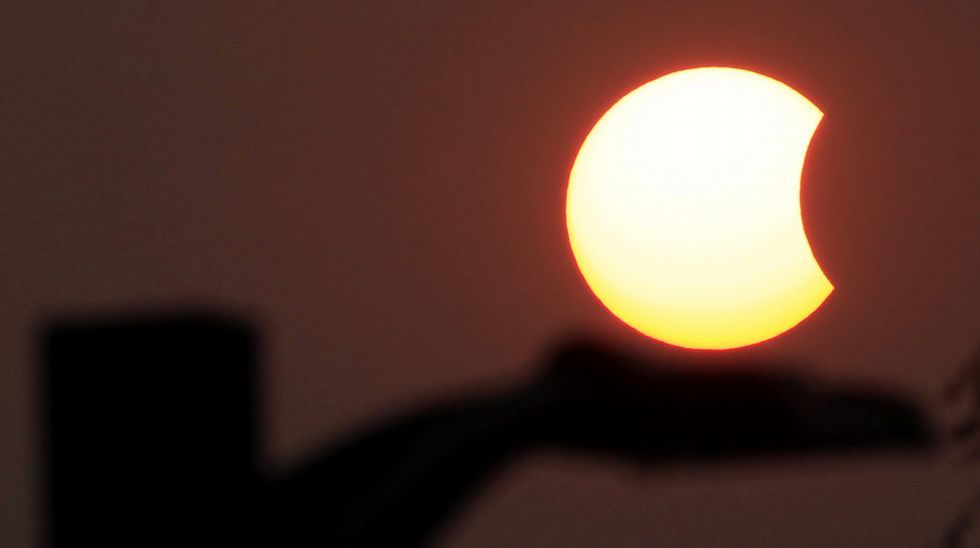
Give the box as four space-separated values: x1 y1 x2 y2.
2 2 978 546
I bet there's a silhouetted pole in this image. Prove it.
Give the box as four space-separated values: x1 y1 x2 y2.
43 314 258 547
42 315 934 547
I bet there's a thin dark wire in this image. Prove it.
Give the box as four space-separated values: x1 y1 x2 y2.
941 343 980 547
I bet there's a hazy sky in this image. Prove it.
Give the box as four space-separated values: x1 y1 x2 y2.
2 2 978 546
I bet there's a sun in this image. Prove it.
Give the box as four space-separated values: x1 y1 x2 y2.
566 67 833 350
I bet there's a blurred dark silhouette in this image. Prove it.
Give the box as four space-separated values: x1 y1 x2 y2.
42 314 258 547
43 313 934 547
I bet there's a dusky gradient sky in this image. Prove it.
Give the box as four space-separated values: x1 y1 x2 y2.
2 2 978 546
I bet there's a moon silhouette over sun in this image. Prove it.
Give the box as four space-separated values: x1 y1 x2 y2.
566 67 833 350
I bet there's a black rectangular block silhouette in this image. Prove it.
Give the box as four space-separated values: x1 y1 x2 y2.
43 314 258 546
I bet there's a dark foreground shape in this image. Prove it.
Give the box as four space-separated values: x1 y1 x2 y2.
274 338 933 547
43 315 933 547
43 313 259 547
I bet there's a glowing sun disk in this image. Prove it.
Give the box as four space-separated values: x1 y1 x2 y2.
566 67 833 350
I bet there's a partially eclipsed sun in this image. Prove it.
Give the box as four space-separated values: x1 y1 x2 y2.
566 67 833 350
